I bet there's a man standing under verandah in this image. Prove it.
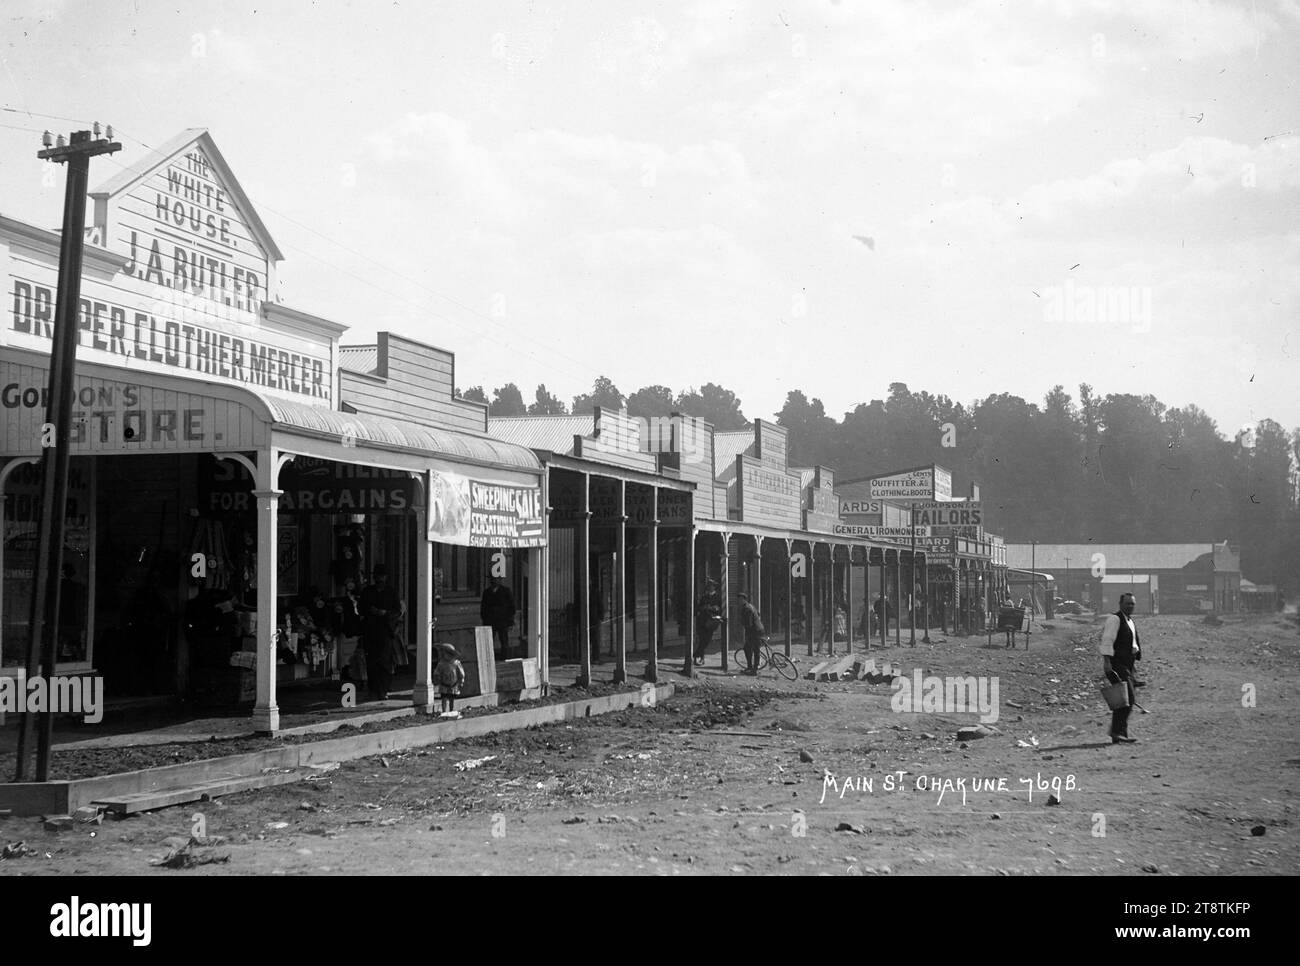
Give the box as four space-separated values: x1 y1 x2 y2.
480 574 517 660
361 564 403 701
690 578 724 668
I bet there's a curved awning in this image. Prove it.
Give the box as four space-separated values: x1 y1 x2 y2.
266 397 540 475
0 347 539 477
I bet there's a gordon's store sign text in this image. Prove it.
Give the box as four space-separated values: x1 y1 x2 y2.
1 362 265 453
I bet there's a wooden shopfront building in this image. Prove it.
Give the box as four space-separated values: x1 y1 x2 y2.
490 407 695 688
2 129 545 733
835 464 1007 636
691 419 900 672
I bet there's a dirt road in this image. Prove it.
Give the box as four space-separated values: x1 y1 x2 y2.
3 613 1297 876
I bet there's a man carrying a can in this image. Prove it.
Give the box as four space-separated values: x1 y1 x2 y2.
1099 592 1142 744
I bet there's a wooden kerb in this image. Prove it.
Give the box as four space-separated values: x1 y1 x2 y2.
0 685 674 816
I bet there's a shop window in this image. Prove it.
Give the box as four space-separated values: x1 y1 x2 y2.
435 544 483 596
3 458 94 669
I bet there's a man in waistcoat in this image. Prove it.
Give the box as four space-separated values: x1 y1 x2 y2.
1099 592 1142 744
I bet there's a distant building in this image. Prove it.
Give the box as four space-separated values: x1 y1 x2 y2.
1239 579 1280 613
1004 542 1241 615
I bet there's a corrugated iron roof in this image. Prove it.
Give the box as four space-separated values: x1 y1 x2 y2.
488 415 593 455
1006 544 1212 571
340 344 378 374
269 398 540 472
713 431 753 479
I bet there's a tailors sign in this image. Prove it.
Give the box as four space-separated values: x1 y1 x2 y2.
909 501 982 527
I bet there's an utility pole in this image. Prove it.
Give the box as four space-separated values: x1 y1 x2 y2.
14 126 120 783
921 547 931 644
1029 539 1036 650
909 502 916 646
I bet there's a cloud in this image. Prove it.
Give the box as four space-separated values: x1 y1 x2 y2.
672 1 1110 159
671 0 1288 168
585 15 673 90
489 14 564 79
915 135 1300 243
131 26 294 90
4 0 67 24
363 111 767 230
1020 136 1300 213
1051 0 1279 61
198 28 274 76
366 111 472 164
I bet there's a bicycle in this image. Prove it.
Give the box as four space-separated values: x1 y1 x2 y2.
732 637 800 681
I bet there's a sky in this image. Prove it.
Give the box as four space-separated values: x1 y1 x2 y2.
2 0 1298 438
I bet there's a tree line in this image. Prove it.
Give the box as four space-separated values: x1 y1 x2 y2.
461 377 1300 595
459 377 748 430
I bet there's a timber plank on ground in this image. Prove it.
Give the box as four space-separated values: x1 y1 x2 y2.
93 769 310 815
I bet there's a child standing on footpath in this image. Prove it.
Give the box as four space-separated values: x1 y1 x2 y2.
434 643 465 713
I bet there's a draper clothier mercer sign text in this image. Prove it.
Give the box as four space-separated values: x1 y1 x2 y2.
10 282 329 401
4 137 334 405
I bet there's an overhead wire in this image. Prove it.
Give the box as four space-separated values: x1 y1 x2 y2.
4 108 608 392
1 106 93 126
0 120 48 135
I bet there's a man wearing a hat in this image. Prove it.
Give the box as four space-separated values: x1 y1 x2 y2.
689 578 724 669
480 575 517 660
360 564 403 701
737 592 765 674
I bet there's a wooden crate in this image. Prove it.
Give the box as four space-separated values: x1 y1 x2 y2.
496 658 539 692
